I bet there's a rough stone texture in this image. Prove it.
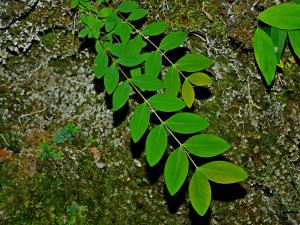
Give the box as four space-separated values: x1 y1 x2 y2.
0 0 299 224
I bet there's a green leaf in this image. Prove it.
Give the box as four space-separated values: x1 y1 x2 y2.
182 80 194 108
187 72 213 86
159 32 187 51
93 51 108 79
127 34 147 54
128 8 148 21
107 43 127 57
114 21 133 44
253 28 277 85
165 113 209 134
142 22 168 36
104 65 119 95
145 51 162 78
130 68 141 78
189 169 211 216
95 41 104 54
175 54 213 72
271 27 287 62
199 161 248 184
117 53 144 67
164 66 180 96
78 27 89 38
289 30 300 59
258 3 300 30
98 7 113 18
71 0 80 8
131 76 164 91
146 125 168 167
164 147 189 195
117 1 138 13
130 103 150 143
112 81 131 111
184 134 230 158
105 12 118 32
148 93 185 112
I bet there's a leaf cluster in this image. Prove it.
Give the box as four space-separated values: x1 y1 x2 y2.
72 0 248 216
253 1 300 85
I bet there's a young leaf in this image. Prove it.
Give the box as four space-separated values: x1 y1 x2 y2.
175 54 213 72
146 125 168 167
112 81 131 111
189 169 211 216
104 65 119 95
142 22 168 36
187 72 213 86
165 112 209 134
288 30 300 59
159 32 187 51
131 76 164 91
182 80 195 108
271 27 287 62
130 103 150 143
71 0 80 8
258 3 300 30
117 1 138 13
117 53 144 67
199 161 248 184
184 134 230 157
148 93 185 112
164 66 180 96
145 50 162 78
164 147 189 195
94 51 108 79
128 8 148 21
253 28 277 85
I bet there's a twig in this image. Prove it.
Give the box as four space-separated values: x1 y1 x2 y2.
18 108 47 124
0 133 9 146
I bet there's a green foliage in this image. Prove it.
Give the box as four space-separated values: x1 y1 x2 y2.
254 2 300 85
37 141 64 161
53 122 80 144
73 0 247 217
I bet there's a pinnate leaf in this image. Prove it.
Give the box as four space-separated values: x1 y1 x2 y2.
145 50 162 78
164 66 180 96
184 134 230 157
165 113 209 134
146 125 168 167
288 30 300 59
258 3 300 30
117 1 138 13
112 81 131 111
104 65 119 95
175 54 213 72
159 32 187 51
98 7 113 18
182 80 194 108
93 51 108 79
114 21 133 44
130 103 150 143
142 22 168 36
253 28 277 85
128 8 148 21
131 76 164 91
199 161 248 184
105 12 118 32
164 148 189 195
189 169 211 216
187 72 212 86
117 53 144 67
148 94 185 112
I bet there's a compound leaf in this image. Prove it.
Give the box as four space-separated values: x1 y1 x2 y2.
127 34 147 54
159 32 187 51
184 134 230 158
93 51 108 79
182 79 194 108
118 53 144 67
148 93 185 112
164 147 189 195
130 103 150 143
145 50 162 78
175 54 213 72
117 1 138 13
104 64 119 95
258 3 300 30
253 28 277 85
199 161 248 184
131 76 164 91
146 125 168 167
288 29 300 59
165 112 209 134
164 66 180 96
112 81 131 111
105 11 118 32
189 169 211 216
142 22 168 36
114 21 133 44
98 7 113 18
271 27 287 62
128 8 148 21
187 72 213 86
